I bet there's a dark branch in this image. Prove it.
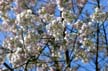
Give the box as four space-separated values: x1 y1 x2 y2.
3 62 13 71
95 22 100 71
96 0 100 8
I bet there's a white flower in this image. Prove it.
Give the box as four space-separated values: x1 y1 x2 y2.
20 12 25 18
52 53 54 57
58 6 64 11
25 14 30 18
52 20 57 24
9 52 27 67
62 11 66 18
67 22 71 25
19 39 23 44
57 17 62 21
38 9 42 14
81 23 87 30
26 45 31 52
15 36 19 39
15 47 22 53
11 54 19 63
52 33 56 37
63 20 67 27
79 30 83 33
41 7 46 13
64 36 67 40
90 14 96 21
83 38 87 41
56 0 61 5
79 39 83 43
16 14 21 23
95 7 100 13
88 22 92 26
26 9 32 14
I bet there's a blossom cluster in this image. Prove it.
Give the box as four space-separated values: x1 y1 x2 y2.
0 0 107 70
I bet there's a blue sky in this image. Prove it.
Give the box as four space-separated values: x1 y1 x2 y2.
0 32 5 45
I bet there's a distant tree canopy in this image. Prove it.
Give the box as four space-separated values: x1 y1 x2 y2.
0 0 108 71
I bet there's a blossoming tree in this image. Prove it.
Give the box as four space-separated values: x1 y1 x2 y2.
0 0 108 71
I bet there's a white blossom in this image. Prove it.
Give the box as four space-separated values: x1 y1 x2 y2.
88 22 92 26
95 7 100 13
62 11 66 18
26 9 32 14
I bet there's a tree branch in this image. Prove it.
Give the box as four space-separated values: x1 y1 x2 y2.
96 0 100 8
3 62 13 71
95 22 100 71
